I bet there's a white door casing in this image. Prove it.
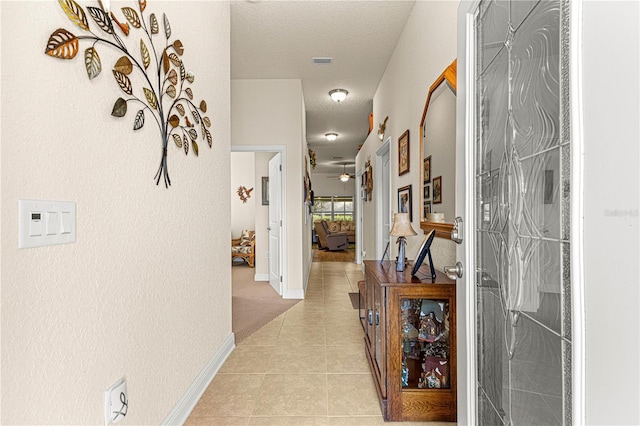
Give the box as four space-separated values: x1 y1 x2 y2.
231 145 287 298
356 167 364 265
376 137 391 259
456 3 480 423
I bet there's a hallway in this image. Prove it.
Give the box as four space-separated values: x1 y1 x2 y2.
186 261 451 425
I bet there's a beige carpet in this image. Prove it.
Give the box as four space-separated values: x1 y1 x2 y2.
232 264 300 344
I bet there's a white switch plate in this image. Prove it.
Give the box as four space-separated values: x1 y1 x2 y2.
18 200 76 248
105 377 128 425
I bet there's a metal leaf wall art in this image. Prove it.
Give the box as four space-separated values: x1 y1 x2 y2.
45 0 213 187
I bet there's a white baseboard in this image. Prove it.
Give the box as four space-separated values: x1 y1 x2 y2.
161 333 235 425
283 288 304 299
254 273 269 282
303 250 313 295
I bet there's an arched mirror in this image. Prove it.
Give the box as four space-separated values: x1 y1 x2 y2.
420 59 456 239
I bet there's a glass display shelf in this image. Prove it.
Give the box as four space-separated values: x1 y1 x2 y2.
401 298 451 390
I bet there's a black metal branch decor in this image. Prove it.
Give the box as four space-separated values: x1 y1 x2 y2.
45 0 212 187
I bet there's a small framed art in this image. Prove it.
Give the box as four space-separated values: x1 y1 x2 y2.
423 155 431 183
398 130 410 176
424 202 432 218
433 176 442 204
398 185 413 222
261 177 269 205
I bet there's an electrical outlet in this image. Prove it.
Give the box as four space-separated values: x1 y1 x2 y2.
105 378 128 425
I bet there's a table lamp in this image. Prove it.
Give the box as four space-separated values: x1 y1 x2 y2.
389 213 417 272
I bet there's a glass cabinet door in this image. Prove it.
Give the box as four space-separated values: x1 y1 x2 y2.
400 298 451 390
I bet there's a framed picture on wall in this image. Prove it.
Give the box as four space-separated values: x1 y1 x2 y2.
423 185 430 200
398 130 410 175
261 177 269 205
424 202 432 218
361 167 368 201
366 164 373 201
423 155 431 183
433 176 442 204
397 185 413 222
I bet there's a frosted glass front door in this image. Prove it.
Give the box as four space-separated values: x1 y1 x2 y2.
474 1 571 424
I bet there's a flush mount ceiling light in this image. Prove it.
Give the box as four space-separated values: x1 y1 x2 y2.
325 133 338 142
329 89 348 103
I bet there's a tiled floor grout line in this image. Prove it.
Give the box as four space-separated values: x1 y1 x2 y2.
189 261 425 424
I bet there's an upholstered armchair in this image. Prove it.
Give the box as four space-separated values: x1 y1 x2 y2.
314 220 348 251
232 230 255 267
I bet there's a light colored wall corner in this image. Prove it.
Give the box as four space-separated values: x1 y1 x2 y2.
1 2 231 424
357 0 458 269
302 97 313 290
161 334 235 426
355 132 384 262
231 79 306 294
581 1 640 423
231 152 256 237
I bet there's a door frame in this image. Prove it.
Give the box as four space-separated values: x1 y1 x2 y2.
231 145 288 298
375 137 391 259
456 4 479 423
457 1 586 423
355 166 365 265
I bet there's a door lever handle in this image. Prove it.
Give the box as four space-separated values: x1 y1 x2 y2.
444 262 463 280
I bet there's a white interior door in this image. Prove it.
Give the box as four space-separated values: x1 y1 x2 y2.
268 153 282 295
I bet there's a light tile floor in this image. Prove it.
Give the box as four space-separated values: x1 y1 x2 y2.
186 261 452 425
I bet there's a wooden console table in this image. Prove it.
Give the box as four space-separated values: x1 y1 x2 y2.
362 260 457 422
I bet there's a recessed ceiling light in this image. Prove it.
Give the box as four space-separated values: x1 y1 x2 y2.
325 133 338 142
329 89 348 103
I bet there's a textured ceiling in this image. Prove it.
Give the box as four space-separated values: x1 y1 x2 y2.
231 1 416 174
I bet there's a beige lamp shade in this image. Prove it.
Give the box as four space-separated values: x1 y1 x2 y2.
389 213 417 237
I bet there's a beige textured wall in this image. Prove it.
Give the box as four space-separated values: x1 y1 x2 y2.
231 152 256 237
356 0 458 270
1 1 231 423
310 173 357 198
231 79 308 298
582 1 640 423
